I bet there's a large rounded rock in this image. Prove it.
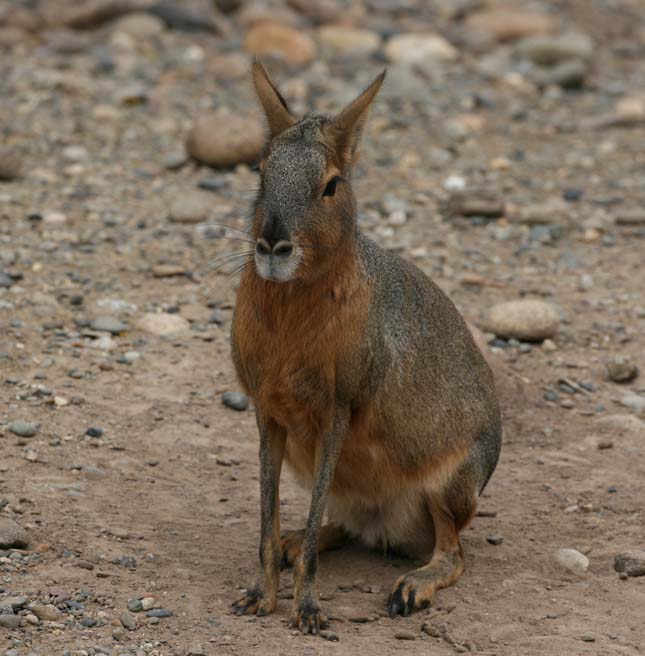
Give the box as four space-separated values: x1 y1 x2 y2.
0 614 21 629
605 355 639 383
0 146 23 181
483 299 559 342
0 518 29 549
30 603 60 621
614 550 645 577
516 33 593 66
136 313 190 337
317 26 380 57
385 33 457 64
555 548 589 575
186 114 263 169
244 21 316 65
464 10 555 42
111 12 165 38
168 191 212 224
9 420 38 437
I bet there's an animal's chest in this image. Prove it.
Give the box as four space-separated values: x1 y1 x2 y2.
233 308 339 436
260 352 334 437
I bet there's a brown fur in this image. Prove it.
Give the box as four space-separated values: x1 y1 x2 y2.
231 63 502 633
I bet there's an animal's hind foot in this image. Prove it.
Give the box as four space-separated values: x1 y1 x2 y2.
387 549 464 618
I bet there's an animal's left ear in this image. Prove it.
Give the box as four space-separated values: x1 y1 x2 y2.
252 59 296 139
328 70 386 173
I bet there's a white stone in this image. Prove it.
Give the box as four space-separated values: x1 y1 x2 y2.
136 313 190 337
385 33 458 65
555 548 589 575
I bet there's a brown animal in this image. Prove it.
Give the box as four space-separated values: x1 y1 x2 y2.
231 61 502 634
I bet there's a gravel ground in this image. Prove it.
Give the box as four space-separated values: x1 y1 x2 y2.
1 1 644 654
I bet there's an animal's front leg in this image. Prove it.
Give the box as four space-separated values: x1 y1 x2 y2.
290 407 349 634
233 414 285 616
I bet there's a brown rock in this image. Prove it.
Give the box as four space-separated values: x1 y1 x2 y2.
168 192 211 224
0 147 23 181
385 33 457 64
606 356 639 383
614 550 645 577
0 26 32 48
0 518 29 549
112 12 165 38
186 114 263 168
40 0 136 29
447 190 505 218
244 21 316 65
1 6 42 32
483 299 560 342
318 26 380 57
152 264 186 278
30 603 60 622
136 313 190 337
465 10 555 42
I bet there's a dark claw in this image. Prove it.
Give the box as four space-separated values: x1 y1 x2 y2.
387 584 405 618
387 582 417 618
291 600 324 635
405 588 416 616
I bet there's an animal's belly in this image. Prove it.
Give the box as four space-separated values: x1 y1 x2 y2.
284 435 435 558
283 424 403 504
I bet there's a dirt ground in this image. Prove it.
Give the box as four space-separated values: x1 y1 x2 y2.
1 1 644 655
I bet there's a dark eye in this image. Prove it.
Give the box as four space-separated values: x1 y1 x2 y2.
322 176 341 198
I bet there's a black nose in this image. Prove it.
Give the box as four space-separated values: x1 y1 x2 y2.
256 238 293 258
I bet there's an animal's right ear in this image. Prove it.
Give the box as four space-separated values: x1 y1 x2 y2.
252 60 296 140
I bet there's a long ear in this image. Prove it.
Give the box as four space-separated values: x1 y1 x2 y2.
252 59 296 139
328 70 386 172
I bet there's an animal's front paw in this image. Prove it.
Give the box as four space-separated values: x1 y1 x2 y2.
289 598 329 635
232 586 276 617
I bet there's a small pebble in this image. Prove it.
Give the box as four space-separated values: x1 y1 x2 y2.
0 614 21 629
487 535 504 546
394 630 416 640
606 356 639 383
141 597 155 611
221 391 249 411
9 420 38 437
120 611 136 631
613 550 645 577
127 599 143 613
347 614 370 623
320 630 339 642
146 608 173 618
91 316 127 334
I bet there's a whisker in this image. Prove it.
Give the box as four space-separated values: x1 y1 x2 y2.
202 260 251 301
198 251 254 276
208 234 255 245
200 222 253 238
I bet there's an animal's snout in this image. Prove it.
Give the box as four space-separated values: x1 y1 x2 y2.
256 238 294 259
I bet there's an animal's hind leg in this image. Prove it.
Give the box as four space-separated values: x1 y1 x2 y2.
280 524 348 569
387 465 478 617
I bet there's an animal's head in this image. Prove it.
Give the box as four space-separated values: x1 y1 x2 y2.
250 61 385 283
